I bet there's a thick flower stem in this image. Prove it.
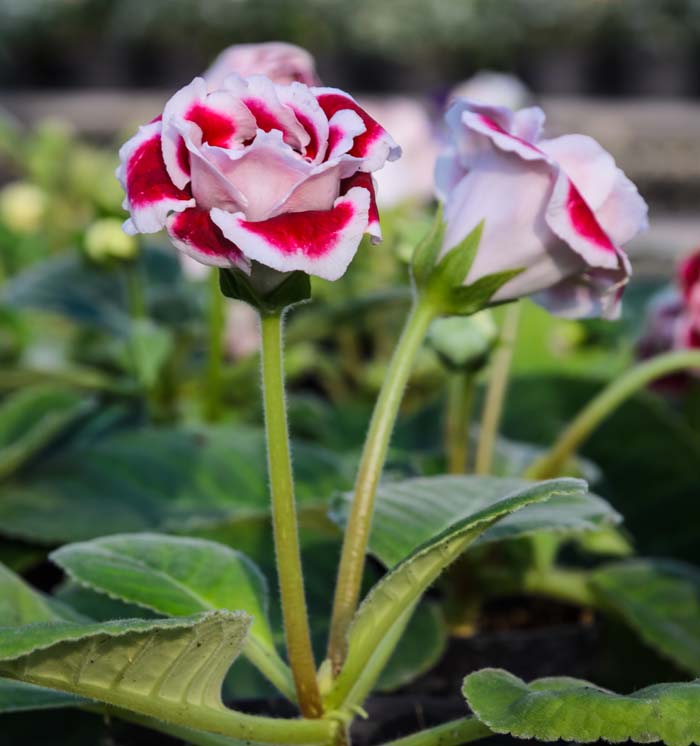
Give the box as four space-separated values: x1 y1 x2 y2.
327 297 437 672
474 302 520 475
259 310 323 719
527 349 700 480
445 371 475 474
204 270 226 422
377 717 492 746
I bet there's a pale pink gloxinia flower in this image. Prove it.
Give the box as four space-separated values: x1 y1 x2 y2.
436 99 648 318
203 42 319 91
118 74 400 281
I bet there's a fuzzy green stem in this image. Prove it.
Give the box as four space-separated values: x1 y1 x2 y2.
203 271 226 421
445 372 475 474
474 302 520 475
327 297 437 672
259 310 323 718
377 717 492 746
527 350 700 480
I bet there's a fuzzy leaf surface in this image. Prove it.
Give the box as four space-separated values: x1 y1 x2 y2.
464 668 700 745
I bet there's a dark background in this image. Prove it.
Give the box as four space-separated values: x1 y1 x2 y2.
2 0 700 97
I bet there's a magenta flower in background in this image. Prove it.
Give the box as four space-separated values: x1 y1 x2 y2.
639 251 700 362
203 42 320 90
118 75 400 281
436 99 648 319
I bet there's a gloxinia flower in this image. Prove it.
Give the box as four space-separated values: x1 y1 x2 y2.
203 42 319 90
436 99 648 318
117 75 400 281
638 251 700 362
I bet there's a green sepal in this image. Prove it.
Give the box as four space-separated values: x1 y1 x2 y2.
219 263 311 313
411 204 445 288
426 220 483 296
443 268 525 316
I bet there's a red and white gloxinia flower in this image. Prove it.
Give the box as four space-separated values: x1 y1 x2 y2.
639 251 700 361
436 99 648 318
203 42 319 91
117 74 400 281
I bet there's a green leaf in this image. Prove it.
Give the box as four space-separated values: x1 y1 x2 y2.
591 559 700 675
377 602 447 692
2 247 197 335
464 668 700 746
502 374 700 564
124 319 174 389
330 475 617 570
325 477 587 709
0 678 85 713
0 562 83 626
0 612 334 744
51 534 294 700
0 385 94 480
0 424 350 544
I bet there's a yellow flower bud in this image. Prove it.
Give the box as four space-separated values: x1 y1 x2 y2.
0 182 47 234
84 218 138 262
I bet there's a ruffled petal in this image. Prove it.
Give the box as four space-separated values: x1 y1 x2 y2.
341 171 381 242
533 266 630 320
314 87 401 170
117 121 194 234
447 99 547 161
325 109 367 161
546 167 630 273
167 207 249 270
201 129 311 221
275 82 329 162
539 133 648 246
161 77 256 189
225 74 310 152
211 186 370 281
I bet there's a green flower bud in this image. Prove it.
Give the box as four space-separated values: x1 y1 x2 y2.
428 310 498 371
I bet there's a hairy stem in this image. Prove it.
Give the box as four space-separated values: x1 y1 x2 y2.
377 717 492 746
474 302 520 475
259 310 323 718
445 371 475 474
327 297 436 672
204 270 226 422
527 350 700 480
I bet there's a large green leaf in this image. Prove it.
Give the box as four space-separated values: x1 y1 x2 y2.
376 601 447 693
2 247 197 335
502 375 700 564
591 559 700 675
0 562 82 626
0 385 94 480
0 611 334 744
51 533 294 700
325 477 587 709
330 475 617 569
0 424 351 544
0 678 84 713
464 668 700 745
